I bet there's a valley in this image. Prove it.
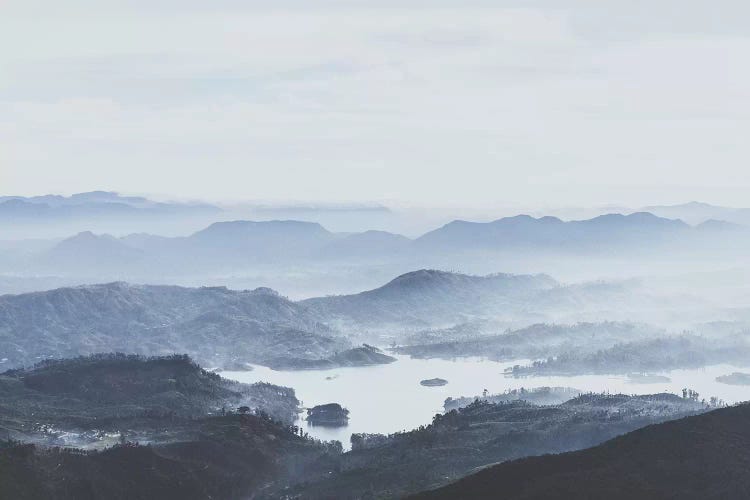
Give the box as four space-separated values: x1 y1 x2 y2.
3 196 750 498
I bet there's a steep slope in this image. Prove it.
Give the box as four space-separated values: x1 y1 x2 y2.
412 403 750 500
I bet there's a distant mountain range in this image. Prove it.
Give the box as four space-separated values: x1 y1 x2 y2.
11 209 748 279
34 219 375 273
638 201 750 225
0 191 226 240
415 211 741 253
1 192 749 268
0 191 220 219
4 192 750 235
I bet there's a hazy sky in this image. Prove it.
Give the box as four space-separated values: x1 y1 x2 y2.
2 1 750 207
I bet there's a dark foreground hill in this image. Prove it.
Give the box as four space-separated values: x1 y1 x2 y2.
273 393 708 499
412 402 750 500
0 354 343 500
0 413 334 500
0 353 301 442
0 357 720 500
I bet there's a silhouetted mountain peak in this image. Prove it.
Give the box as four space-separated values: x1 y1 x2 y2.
490 214 564 225
190 219 331 240
384 269 465 289
585 211 684 226
47 232 141 265
343 229 410 242
695 219 742 231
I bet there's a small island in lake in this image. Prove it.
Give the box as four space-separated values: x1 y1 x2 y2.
307 403 350 427
627 373 671 384
420 378 448 387
716 372 750 385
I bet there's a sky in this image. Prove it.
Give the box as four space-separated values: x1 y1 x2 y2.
1 0 750 208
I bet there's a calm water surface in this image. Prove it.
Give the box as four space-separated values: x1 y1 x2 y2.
224 355 750 449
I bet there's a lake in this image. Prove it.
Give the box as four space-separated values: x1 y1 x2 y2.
224 355 750 450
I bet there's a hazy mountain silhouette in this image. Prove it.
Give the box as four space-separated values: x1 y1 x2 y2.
16 210 746 279
40 231 144 271
641 201 750 227
301 269 557 328
316 230 412 259
0 191 220 219
0 269 575 368
185 220 335 261
415 212 691 252
640 201 730 224
30 220 412 271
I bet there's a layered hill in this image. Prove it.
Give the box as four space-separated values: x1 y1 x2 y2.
415 212 692 252
301 269 557 330
0 282 346 370
0 354 334 500
0 191 220 219
184 219 335 262
316 230 412 259
0 353 300 438
39 231 145 272
396 321 664 361
10 210 748 281
276 393 709 499
412 402 750 500
0 270 671 368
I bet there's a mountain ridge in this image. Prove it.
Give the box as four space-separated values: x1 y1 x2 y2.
411 402 750 500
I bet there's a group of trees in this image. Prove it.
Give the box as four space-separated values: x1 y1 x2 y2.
681 388 725 408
